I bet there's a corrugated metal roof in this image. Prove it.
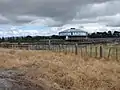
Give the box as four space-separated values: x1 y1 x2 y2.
59 28 87 33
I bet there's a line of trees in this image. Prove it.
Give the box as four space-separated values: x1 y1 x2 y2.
0 35 63 43
88 31 120 38
0 31 120 43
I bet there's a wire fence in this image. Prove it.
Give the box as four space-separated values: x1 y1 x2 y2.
49 44 120 61
0 43 120 61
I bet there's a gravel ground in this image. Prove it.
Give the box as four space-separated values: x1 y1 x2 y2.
0 69 45 90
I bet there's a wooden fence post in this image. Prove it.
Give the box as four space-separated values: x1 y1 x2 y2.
30 45 32 50
53 45 54 51
95 47 98 58
108 48 112 59
50 45 52 51
54 45 56 52
100 46 103 58
63 45 65 53
75 43 78 55
81 48 83 57
90 46 92 57
116 48 118 61
12 44 13 49
48 40 51 50
68 45 70 53
57 45 59 52
59 44 61 52
64 45 67 55
85 46 87 56
55 45 57 52
72 45 74 53
61 45 63 52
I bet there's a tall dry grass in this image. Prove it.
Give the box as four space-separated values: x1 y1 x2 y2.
0 48 120 90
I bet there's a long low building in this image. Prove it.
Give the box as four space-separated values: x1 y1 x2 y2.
59 28 88 40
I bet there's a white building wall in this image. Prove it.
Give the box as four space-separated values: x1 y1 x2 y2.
72 32 87 36
59 31 87 36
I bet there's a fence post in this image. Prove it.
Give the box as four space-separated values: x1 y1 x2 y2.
52 45 54 51
55 45 57 52
75 43 78 55
68 45 70 53
95 47 98 58
116 48 118 61
63 45 65 53
61 44 62 52
54 45 56 52
57 45 59 52
30 45 33 50
108 48 112 59
64 45 67 55
90 46 92 57
100 46 103 58
12 44 13 49
81 47 83 57
48 40 51 50
85 46 87 56
51 45 53 51
59 44 61 52
72 45 74 53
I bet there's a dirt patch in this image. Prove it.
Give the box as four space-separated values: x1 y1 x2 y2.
0 69 47 90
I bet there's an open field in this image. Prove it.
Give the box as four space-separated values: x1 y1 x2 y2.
0 48 120 90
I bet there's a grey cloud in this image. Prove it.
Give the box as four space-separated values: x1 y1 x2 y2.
72 13 120 28
76 0 120 19
0 14 10 24
0 0 115 26
73 0 120 27
13 15 40 24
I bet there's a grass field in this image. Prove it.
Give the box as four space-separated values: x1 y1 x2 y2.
0 48 120 90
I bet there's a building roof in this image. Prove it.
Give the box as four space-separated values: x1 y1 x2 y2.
59 28 87 33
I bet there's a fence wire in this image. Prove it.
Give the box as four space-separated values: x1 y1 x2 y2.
0 43 119 61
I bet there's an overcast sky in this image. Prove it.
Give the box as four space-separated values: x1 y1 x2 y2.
0 0 120 37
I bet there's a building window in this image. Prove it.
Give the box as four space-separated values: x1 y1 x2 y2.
72 32 87 36
60 32 71 36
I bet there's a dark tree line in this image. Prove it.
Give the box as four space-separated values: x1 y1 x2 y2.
0 35 63 43
0 31 120 43
88 31 120 38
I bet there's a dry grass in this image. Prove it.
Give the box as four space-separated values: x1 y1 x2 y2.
0 48 120 90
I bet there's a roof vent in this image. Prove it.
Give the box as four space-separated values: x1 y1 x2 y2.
71 28 75 29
